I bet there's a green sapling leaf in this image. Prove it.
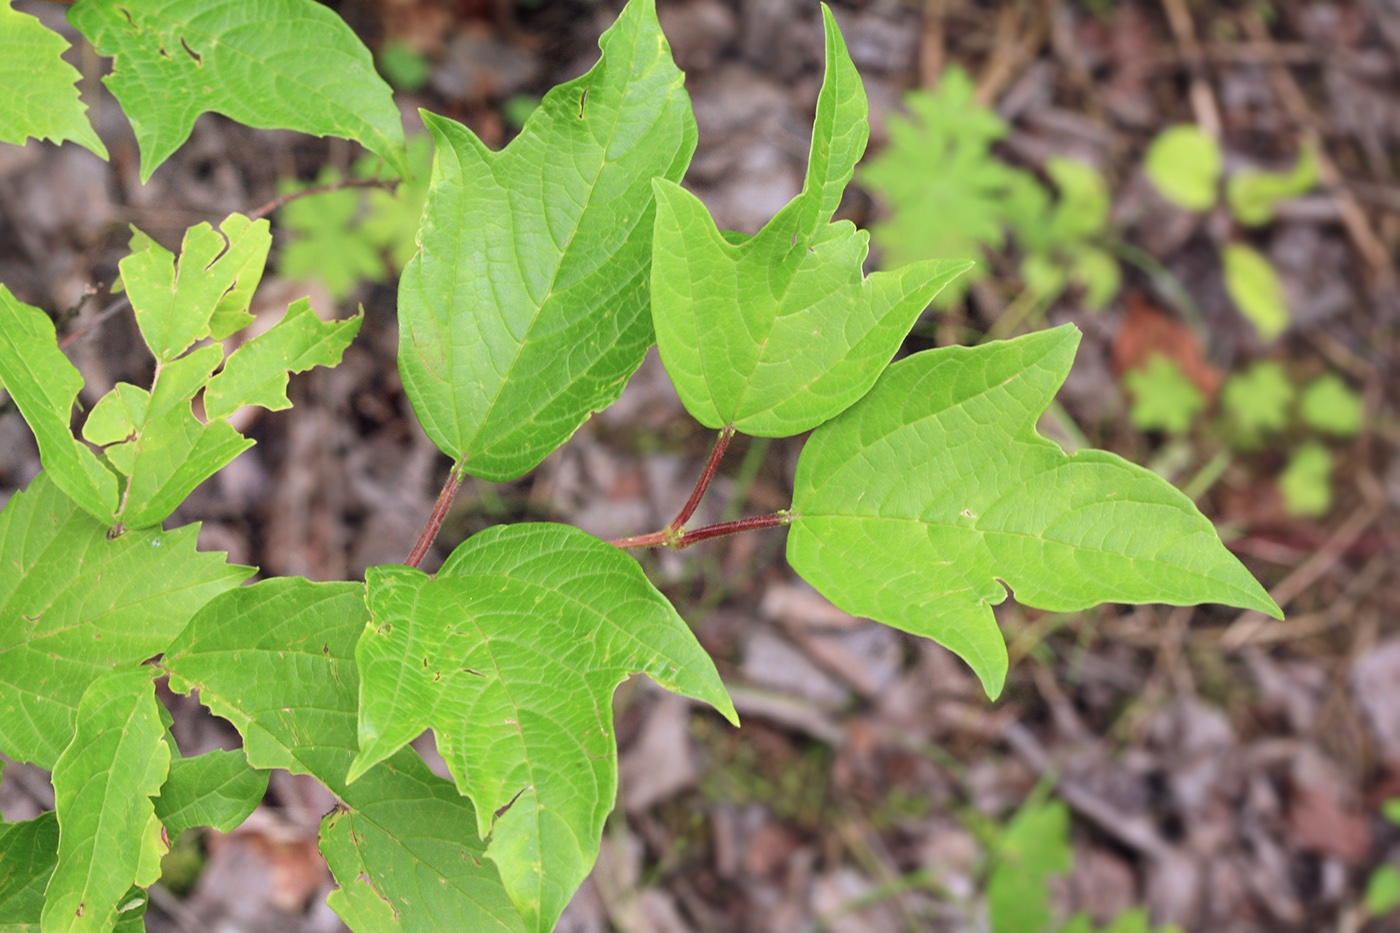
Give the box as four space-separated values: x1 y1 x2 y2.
1222 242 1289 340
1122 354 1205 434
0 811 59 927
162 579 525 933
204 298 363 418
1221 360 1293 446
1227 143 1319 227
1279 440 1333 517
859 65 1034 308
42 668 171 933
154 750 270 836
352 523 736 932
1299 372 1363 438
0 2 107 158
0 287 120 519
651 4 969 437
787 325 1282 698
0 472 251 768
67 0 407 181
399 0 694 482
119 214 271 362
1144 125 1221 212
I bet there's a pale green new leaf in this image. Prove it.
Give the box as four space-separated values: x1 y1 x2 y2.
154 750 269 836
205 299 362 418
1227 143 1319 227
398 0 695 481
788 325 1281 697
162 579 525 933
1222 242 1289 340
42 668 170 933
119 215 271 361
0 472 251 769
0 812 58 932
0 288 119 519
1145 125 1221 212
0 2 106 158
651 5 967 437
66 0 405 182
351 523 736 932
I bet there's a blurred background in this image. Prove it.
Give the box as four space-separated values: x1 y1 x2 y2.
1 0 1398 930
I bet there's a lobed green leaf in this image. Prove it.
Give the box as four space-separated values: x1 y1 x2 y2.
154 750 269 837
0 472 250 769
0 288 120 519
67 0 405 182
788 325 1282 697
204 298 362 418
651 5 968 437
162 579 525 933
352 523 736 932
0 3 107 158
0 811 58 932
41 669 170 933
398 0 695 481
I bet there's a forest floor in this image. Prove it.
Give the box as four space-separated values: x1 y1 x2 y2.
2 0 1399 930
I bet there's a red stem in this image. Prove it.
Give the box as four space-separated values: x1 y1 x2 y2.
405 464 464 569
668 425 734 532
610 511 794 550
247 177 401 222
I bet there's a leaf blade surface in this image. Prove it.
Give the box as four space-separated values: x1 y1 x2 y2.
162 578 525 933
0 3 107 157
398 0 695 480
788 325 1282 697
351 523 735 931
67 0 404 181
651 5 966 436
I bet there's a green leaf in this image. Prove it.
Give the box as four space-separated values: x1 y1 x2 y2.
0 2 107 158
1366 864 1400 915
398 0 695 481
1227 143 1319 227
787 325 1282 697
651 6 968 436
162 579 526 933
1144 125 1221 212
860 66 1035 305
0 812 58 932
1222 243 1289 340
1068 246 1120 311
1278 440 1333 517
0 287 120 519
204 299 362 418
1045 157 1110 243
119 214 271 362
351 523 736 931
0 472 250 769
154 750 269 836
1299 372 1363 438
1122 354 1205 434
988 799 1072 933
67 0 405 182
42 669 171 933
1221 360 1293 445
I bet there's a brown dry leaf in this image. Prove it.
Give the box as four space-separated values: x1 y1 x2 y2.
1111 293 1223 400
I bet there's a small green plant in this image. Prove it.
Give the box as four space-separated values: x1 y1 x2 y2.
0 3 1280 931
860 68 1120 312
1363 799 1400 918
1122 354 1363 515
1143 124 1318 340
981 796 1180 933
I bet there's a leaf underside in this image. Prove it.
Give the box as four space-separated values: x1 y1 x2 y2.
161 578 527 933
154 750 270 837
397 0 695 481
0 3 107 157
67 0 405 181
651 4 968 437
352 523 735 932
788 325 1282 697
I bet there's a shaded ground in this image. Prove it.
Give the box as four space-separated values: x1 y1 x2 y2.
2 0 1399 930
